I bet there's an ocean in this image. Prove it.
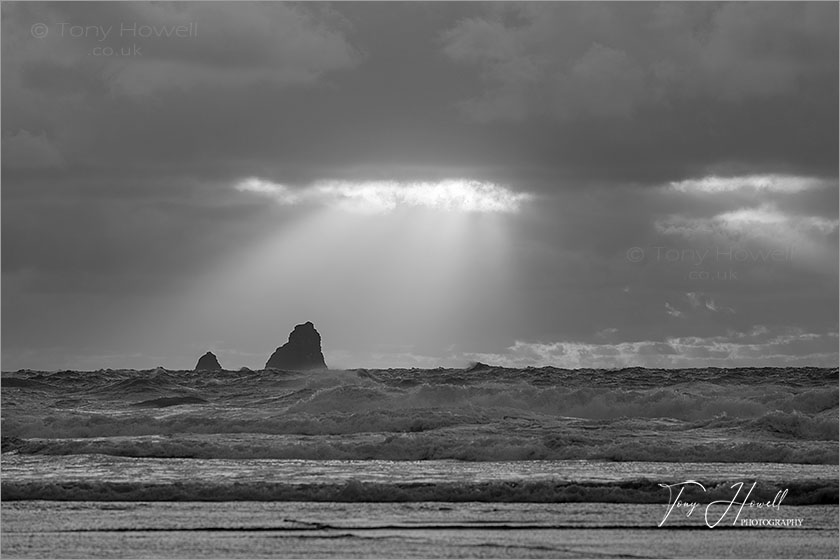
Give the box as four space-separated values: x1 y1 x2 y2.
2 366 838 558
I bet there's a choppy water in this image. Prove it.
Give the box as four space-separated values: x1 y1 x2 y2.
2 366 838 502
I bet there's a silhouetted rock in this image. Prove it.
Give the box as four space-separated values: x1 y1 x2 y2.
265 321 327 370
195 351 222 371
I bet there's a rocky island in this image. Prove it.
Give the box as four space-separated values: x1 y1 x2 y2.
265 321 327 370
194 351 222 372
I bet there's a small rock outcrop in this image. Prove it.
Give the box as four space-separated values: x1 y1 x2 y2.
194 351 222 371
265 321 327 370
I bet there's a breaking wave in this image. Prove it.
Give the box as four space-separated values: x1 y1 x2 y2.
4 433 837 464
3 477 836 504
2 366 837 464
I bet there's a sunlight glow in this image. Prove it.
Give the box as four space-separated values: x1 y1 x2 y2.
235 177 530 213
656 204 839 237
718 205 788 226
234 177 299 204
668 174 829 194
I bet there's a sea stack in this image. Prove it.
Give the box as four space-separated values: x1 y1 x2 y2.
194 351 222 372
265 321 327 370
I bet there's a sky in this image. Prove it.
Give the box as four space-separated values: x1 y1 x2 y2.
2 1 838 371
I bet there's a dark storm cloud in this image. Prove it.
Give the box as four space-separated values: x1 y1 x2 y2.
442 3 836 116
2 1 361 174
440 1 838 183
4 2 836 186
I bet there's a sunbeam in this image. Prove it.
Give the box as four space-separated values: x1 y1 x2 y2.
174 189 524 367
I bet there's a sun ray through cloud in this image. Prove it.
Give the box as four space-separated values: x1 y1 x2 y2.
234 177 532 214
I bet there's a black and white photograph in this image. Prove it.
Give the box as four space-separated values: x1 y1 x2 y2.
1 1 838 558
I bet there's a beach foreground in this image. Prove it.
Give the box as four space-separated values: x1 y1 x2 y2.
3 501 838 559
